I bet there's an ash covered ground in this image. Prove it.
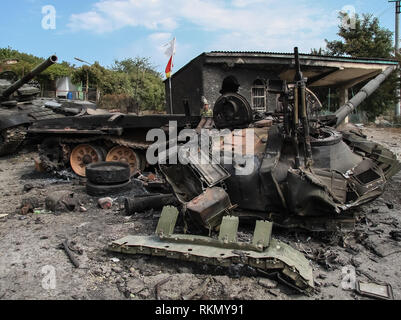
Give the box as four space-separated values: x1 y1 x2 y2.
0 126 401 301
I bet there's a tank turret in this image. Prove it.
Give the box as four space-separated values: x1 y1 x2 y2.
0 55 58 102
0 55 68 156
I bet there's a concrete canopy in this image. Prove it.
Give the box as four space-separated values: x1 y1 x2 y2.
201 51 398 88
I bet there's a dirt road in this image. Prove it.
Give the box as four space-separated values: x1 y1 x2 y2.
0 126 401 300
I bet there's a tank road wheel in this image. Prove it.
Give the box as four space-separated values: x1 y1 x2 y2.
106 146 141 176
70 144 106 177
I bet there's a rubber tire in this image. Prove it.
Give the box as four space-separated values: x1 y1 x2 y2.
86 180 132 197
86 162 131 185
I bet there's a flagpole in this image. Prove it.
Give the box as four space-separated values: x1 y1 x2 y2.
169 76 173 114
164 37 176 115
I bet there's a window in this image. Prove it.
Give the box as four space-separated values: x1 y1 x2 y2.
221 76 240 94
251 79 266 112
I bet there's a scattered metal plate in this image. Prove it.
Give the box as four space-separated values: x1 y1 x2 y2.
356 281 394 300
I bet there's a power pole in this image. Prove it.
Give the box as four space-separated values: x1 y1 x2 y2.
389 1 401 116
74 57 92 101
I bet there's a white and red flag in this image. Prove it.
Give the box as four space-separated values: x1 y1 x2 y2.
164 37 176 78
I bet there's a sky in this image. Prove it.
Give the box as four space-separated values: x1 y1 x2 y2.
0 0 396 75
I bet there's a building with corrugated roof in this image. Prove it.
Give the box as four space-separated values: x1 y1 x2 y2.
164 51 398 115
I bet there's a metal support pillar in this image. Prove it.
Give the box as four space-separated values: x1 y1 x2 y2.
339 86 349 124
390 1 401 116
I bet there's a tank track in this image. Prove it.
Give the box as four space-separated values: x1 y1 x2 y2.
38 138 70 173
0 127 27 157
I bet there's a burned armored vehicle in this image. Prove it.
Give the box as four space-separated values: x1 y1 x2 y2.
29 110 200 176
102 49 399 294
0 56 97 156
158 48 401 232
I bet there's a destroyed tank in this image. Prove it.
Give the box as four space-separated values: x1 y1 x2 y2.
29 106 200 177
158 48 401 232
30 48 400 232
0 56 97 156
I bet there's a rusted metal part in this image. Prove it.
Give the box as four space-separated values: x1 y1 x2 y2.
70 144 106 177
109 135 152 150
38 134 152 175
254 119 273 128
211 128 265 156
186 187 233 230
106 146 141 176
159 146 233 230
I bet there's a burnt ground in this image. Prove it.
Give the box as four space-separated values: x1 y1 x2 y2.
0 126 401 301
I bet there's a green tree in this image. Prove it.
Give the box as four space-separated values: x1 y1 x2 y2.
72 62 106 91
0 47 73 85
111 57 165 111
112 57 160 77
1 47 165 111
325 14 393 58
321 13 398 120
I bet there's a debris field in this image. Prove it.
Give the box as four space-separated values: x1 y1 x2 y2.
0 126 400 301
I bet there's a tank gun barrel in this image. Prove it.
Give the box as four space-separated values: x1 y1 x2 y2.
1 55 58 99
294 47 303 82
334 66 397 127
